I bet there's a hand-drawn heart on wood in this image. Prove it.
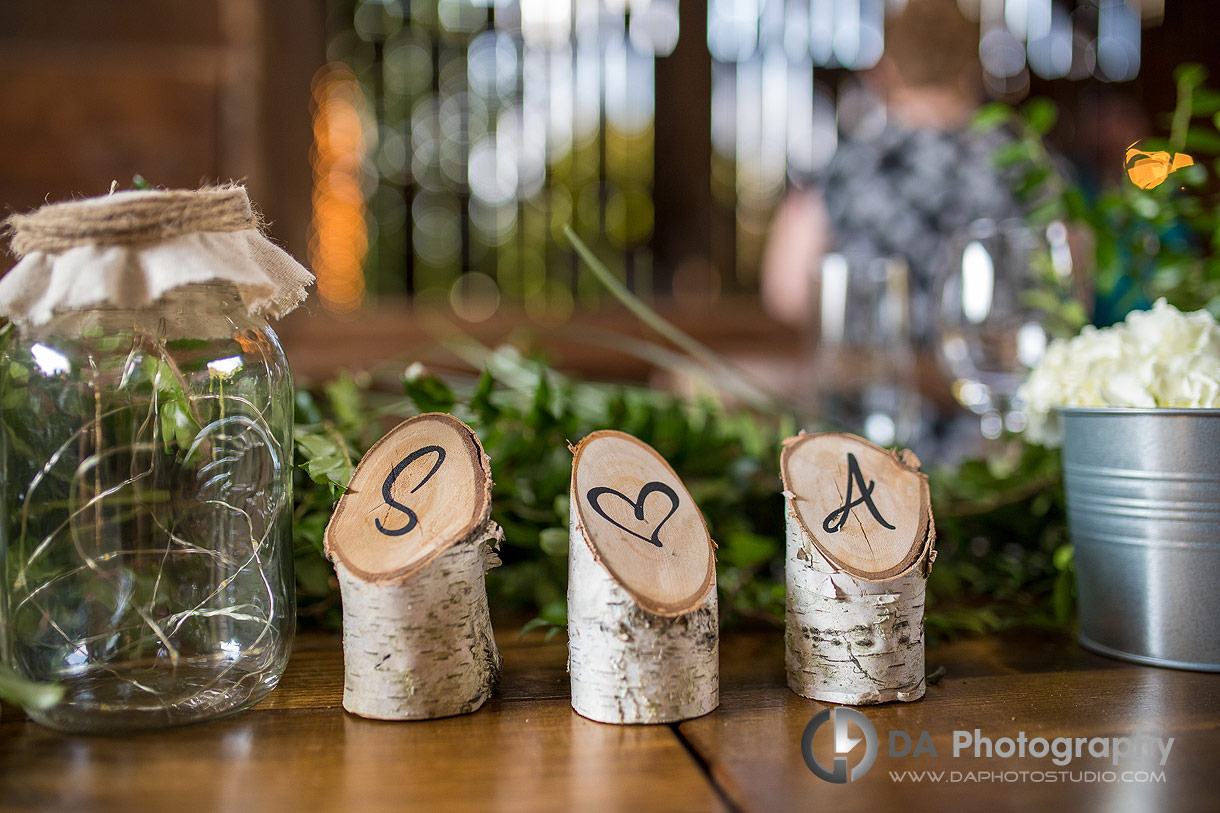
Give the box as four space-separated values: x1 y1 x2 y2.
374 444 446 537
570 430 715 616
585 481 680 548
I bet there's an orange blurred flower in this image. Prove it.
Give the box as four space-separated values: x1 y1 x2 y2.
1125 142 1195 190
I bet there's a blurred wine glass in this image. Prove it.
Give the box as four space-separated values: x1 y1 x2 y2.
811 251 924 449
935 219 1050 441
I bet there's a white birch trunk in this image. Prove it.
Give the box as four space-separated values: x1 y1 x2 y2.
784 505 927 704
337 523 503 720
567 512 719 725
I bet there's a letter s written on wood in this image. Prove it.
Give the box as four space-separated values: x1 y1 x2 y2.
324 412 502 721
374 445 446 537
325 413 493 584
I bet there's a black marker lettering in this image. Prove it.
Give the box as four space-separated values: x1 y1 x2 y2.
586 481 679 548
375 445 446 536
822 453 896 534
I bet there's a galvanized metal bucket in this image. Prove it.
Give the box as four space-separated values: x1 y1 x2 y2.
1061 407 1220 671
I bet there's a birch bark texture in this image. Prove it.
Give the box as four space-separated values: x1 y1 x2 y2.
325 413 502 720
568 430 718 724
781 432 936 705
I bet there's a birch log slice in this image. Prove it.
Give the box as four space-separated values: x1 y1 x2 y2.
781 432 936 706
568 430 718 725
324 413 502 720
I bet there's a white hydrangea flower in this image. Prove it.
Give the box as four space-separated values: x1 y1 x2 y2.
1018 299 1220 446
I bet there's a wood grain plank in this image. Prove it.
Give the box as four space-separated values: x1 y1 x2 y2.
5 626 1205 812
0 701 729 813
681 630 1218 812
258 628 573 711
0 630 725 813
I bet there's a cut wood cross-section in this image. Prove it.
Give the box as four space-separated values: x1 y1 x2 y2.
325 412 502 720
781 432 936 705
568 430 719 724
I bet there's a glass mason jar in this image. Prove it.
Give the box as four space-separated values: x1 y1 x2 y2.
0 282 295 731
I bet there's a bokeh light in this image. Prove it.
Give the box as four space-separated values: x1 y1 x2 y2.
310 62 369 315
321 0 1165 319
450 272 503 322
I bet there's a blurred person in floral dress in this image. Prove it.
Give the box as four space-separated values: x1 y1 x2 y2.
762 0 1025 459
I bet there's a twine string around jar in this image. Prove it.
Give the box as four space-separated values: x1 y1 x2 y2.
5 186 260 257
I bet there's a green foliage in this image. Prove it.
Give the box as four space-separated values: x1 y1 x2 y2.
0 664 63 711
975 64 1220 322
290 351 1071 641
287 189 1073 640
403 362 456 412
292 377 388 626
296 429 355 494
925 441 1069 636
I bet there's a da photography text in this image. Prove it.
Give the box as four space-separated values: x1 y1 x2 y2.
801 709 1174 784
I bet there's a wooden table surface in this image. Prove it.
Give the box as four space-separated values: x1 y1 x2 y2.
1 626 1215 812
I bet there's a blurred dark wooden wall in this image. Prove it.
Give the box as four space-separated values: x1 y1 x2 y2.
0 0 326 271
